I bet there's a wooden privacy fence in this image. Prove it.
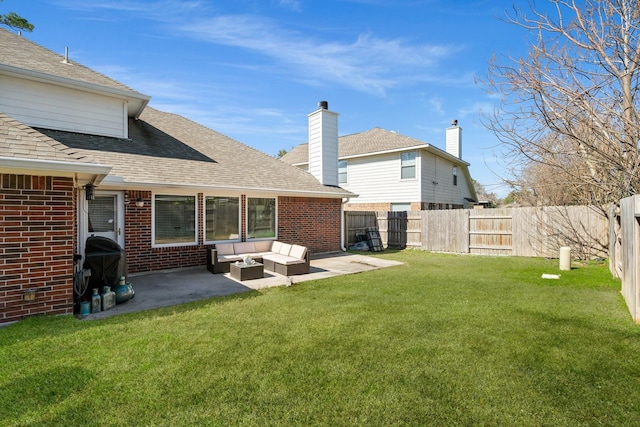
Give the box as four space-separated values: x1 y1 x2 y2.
345 205 608 259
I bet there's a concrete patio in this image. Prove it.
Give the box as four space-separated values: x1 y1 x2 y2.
81 252 402 320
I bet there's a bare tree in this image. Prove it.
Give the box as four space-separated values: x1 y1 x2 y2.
483 0 640 216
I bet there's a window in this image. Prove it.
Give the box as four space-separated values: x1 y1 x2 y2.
205 196 240 241
247 197 276 239
154 194 196 245
391 203 411 212
401 152 416 179
453 166 458 186
338 160 348 184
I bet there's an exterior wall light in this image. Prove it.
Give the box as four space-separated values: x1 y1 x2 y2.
85 183 96 200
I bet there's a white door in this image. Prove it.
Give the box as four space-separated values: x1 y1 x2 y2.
81 191 125 251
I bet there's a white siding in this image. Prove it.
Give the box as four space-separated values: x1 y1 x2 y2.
446 125 462 158
421 152 473 205
0 75 127 138
308 108 338 186
341 152 421 204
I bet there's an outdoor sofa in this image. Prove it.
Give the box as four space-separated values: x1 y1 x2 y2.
206 240 310 276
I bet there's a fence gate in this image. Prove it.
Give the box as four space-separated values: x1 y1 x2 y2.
386 212 407 248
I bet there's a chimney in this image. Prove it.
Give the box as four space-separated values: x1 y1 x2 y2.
308 101 339 186
446 119 462 159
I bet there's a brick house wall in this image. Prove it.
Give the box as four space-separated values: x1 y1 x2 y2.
0 184 343 323
278 196 342 254
123 190 211 274
122 192 342 274
0 174 75 323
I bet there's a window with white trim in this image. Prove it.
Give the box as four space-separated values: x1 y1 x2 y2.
153 194 197 245
205 196 240 242
453 166 458 186
401 151 416 179
338 160 348 184
247 197 276 239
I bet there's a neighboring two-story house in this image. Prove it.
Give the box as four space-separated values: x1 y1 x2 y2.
0 29 353 324
281 114 477 211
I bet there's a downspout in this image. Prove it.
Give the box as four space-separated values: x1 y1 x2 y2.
341 197 350 251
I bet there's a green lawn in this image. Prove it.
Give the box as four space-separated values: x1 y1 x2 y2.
1 251 638 426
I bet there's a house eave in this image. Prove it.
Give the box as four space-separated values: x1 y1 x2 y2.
98 176 356 199
0 156 112 184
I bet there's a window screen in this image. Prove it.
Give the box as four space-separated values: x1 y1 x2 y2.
154 195 196 245
205 196 240 241
247 197 276 239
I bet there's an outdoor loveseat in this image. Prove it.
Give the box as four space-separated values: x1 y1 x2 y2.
206 240 310 276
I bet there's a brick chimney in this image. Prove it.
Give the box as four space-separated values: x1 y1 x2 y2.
446 119 462 159
308 101 339 186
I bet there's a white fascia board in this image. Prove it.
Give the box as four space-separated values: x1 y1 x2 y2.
0 157 112 184
99 176 356 198
0 64 151 118
0 156 111 175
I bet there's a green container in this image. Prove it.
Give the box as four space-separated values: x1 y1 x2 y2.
79 301 91 315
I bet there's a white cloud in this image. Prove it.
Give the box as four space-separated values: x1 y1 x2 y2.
177 14 459 96
52 1 467 96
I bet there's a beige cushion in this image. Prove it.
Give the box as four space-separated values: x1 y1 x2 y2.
279 243 292 256
271 241 283 253
253 240 273 252
234 241 256 254
289 245 307 260
216 243 235 255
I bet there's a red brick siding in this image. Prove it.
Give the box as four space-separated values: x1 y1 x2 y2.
124 191 212 274
123 193 342 273
0 174 75 323
278 196 342 254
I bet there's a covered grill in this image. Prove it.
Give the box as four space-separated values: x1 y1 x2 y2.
82 236 128 299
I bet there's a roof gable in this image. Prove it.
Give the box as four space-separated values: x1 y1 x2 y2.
0 28 149 117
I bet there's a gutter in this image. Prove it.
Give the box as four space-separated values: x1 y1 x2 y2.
99 176 356 199
0 157 111 181
341 197 350 251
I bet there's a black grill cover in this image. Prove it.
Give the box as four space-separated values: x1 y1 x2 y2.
83 236 128 297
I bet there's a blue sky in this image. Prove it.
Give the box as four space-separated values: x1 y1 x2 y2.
8 0 534 197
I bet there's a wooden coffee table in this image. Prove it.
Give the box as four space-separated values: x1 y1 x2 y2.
230 262 264 281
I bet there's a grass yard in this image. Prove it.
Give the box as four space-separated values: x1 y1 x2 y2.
1 250 639 426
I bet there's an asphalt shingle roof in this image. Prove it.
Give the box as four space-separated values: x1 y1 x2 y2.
281 127 431 164
0 28 140 95
32 107 352 196
0 112 89 163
